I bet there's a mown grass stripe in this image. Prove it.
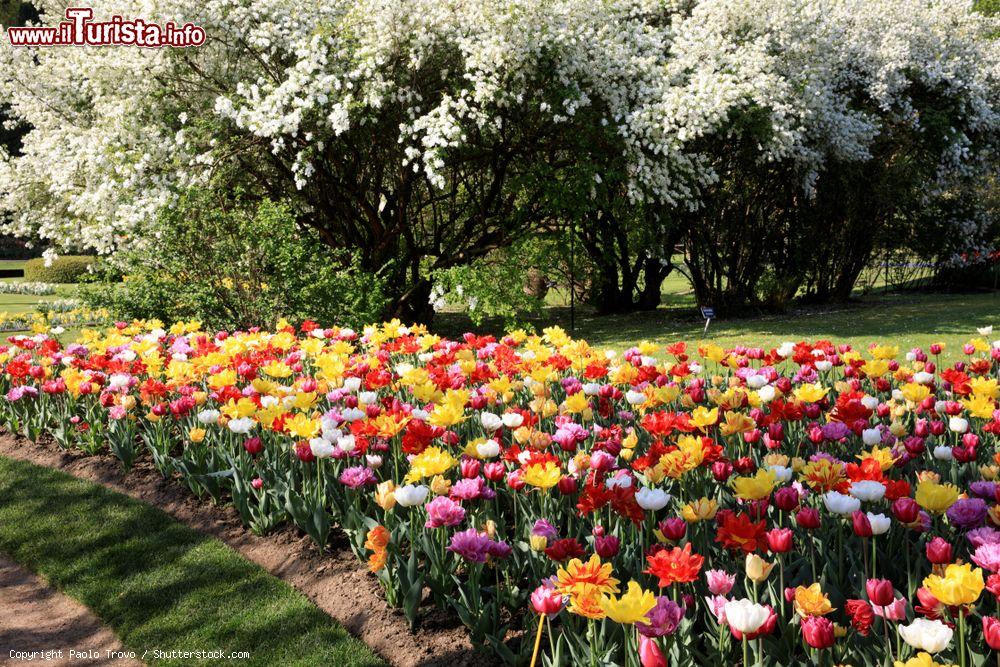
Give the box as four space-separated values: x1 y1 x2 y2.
0 455 386 667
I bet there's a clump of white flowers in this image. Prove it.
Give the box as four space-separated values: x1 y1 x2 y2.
0 0 997 261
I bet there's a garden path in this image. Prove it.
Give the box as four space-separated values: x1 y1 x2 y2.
0 554 142 666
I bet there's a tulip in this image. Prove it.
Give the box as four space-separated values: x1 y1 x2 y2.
530 585 564 619
243 436 263 455
595 534 620 559
982 616 1000 650
926 537 953 564
636 488 671 511
898 618 953 654
892 497 920 523
657 517 686 542
773 487 800 512
851 510 872 537
801 616 835 649
865 578 894 607
638 636 667 667
394 484 429 507
765 528 793 554
724 599 769 634
796 507 821 530
745 553 775 583
705 569 735 596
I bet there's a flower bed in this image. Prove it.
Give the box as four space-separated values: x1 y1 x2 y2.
1 319 999 667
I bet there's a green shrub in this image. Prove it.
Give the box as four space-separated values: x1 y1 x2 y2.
80 189 390 330
23 255 95 283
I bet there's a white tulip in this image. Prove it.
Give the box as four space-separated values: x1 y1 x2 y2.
849 481 885 502
949 416 969 434
724 599 770 634
823 491 861 515
310 438 336 458
480 412 502 431
867 512 891 535
899 618 953 654
337 435 357 454
395 484 429 507
769 465 792 483
635 487 671 511
861 428 882 446
197 409 220 425
342 377 363 393
340 407 366 422
476 439 501 458
502 413 524 429
933 446 954 461
227 417 255 434
625 390 647 405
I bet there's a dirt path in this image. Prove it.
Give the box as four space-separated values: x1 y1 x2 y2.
0 554 141 666
0 433 484 667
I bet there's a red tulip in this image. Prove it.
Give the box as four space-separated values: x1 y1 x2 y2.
557 476 578 495
774 487 800 512
595 534 620 559
294 440 315 462
926 537 953 564
638 636 667 667
244 436 263 455
796 507 821 530
801 616 835 649
658 518 687 542
711 461 733 482
892 498 920 524
851 510 872 538
984 617 1000 650
865 579 895 607
766 528 793 553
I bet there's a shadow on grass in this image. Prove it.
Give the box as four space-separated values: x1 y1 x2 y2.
0 456 385 667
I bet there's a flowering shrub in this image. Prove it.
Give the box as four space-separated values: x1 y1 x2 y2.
3 320 1000 666
3 0 997 317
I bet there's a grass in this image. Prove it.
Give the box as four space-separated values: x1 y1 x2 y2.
436 290 999 363
0 455 385 667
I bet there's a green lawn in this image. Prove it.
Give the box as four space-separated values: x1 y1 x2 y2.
437 291 999 362
0 455 385 667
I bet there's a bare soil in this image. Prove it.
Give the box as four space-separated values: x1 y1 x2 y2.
0 553 141 666
0 432 487 667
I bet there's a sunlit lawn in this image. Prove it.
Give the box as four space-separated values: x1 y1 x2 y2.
438 290 999 363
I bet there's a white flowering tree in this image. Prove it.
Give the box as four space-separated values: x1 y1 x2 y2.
1 0 728 318
670 0 1000 310
1 0 997 319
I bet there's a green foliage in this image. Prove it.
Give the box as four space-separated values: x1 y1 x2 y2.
80 189 390 329
23 255 95 283
429 239 549 327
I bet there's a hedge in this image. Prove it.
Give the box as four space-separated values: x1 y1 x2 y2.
23 255 95 283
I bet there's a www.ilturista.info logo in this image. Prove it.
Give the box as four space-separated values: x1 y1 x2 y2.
6 7 205 47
